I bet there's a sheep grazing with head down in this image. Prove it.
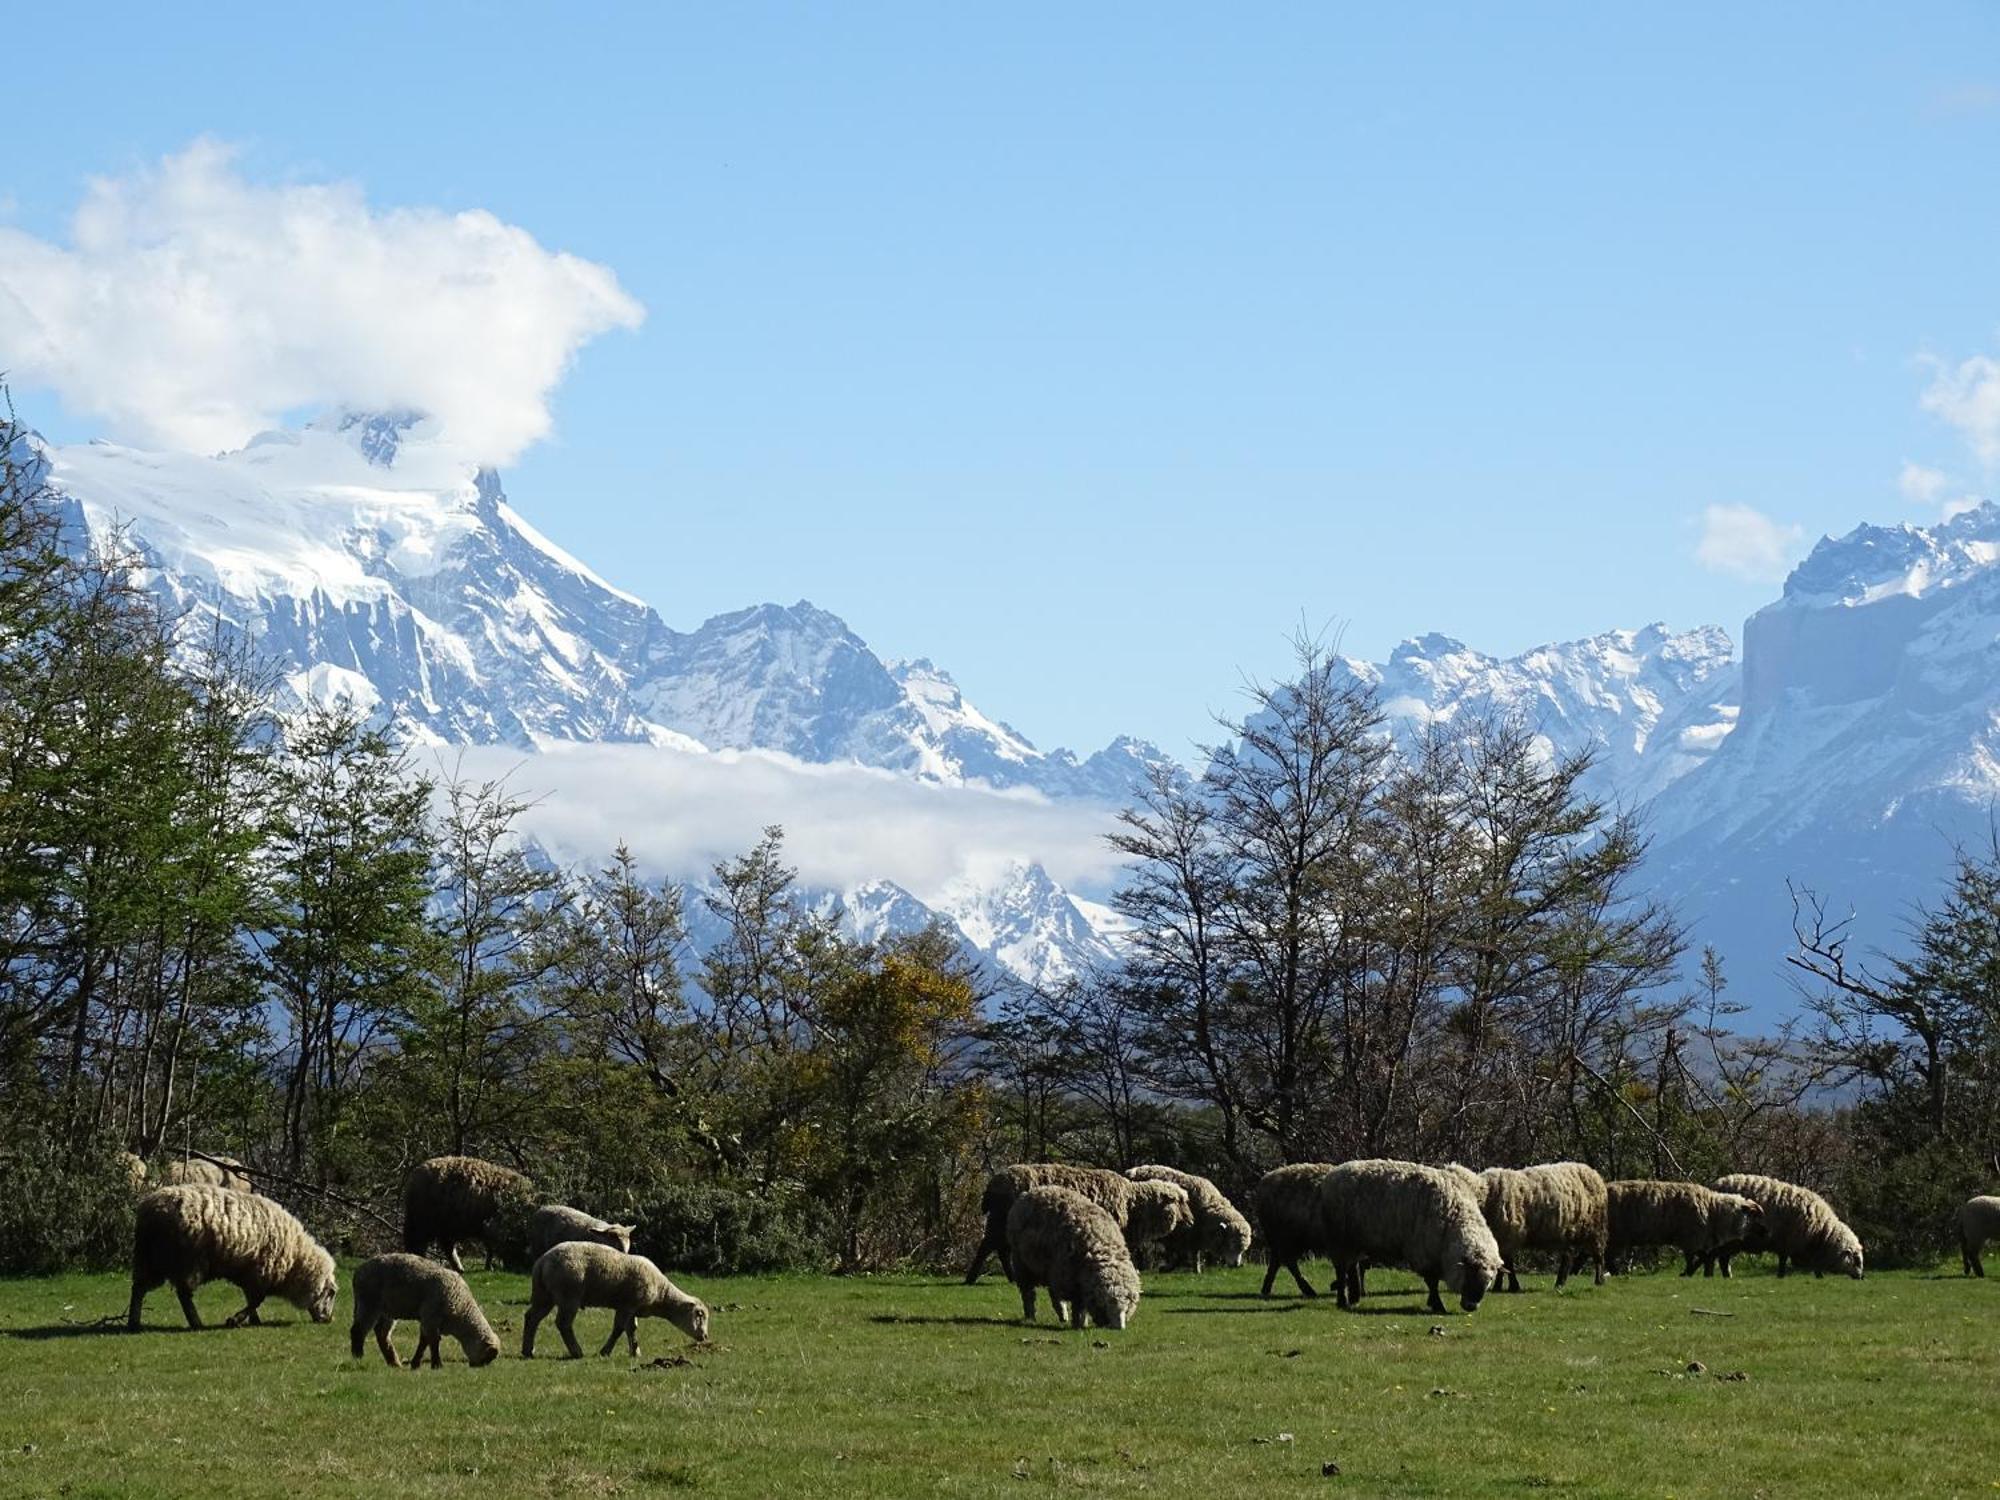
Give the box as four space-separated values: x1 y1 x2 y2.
1476 1162 1609 1291
1706 1173 1863 1279
1606 1180 1763 1276
522 1242 710 1359
403 1155 535 1272
1005 1186 1142 1330
127 1185 336 1331
350 1252 501 1369
1126 1165 1253 1272
1319 1159 1504 1314
1253 1162 1338 1298
1958 1195 2000 1277
164 1154 253 1192
119 1152 149 1190
527 1204 635 1261
964 1164 1191 1282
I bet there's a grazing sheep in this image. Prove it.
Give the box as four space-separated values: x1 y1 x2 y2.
119 1152 148 1190
522 1243 709 1359
965 1164 1191 1282
527 1204 635 1261
1319 1159 1503 1314
1707 1173 1864 1279
127 1185 336 1331
1606 1181 1763 1276
1253 1162 1338 1298
1959 1196 2000 1277
1126 1165 1254 1272
1477 1162 1609 1291
349 1253 500 1369
164 1154 252 1191
402 1155 535 1272
1005 1186 1142 1330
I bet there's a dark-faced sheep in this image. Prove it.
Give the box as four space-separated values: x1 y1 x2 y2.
522 1242 709 1359
1005 1186 1142 1330
1253 1162 1337 1298
127 1185 336 1331
1126 1165 1253 1272
402 1155 535 1272
1706 1173 1863 1279
1319 1159 1504 1314
965 1164 1190 1282
349 1252 500 1368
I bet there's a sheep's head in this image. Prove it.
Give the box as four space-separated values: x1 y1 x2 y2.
286 1247 338 1324
305 1263 338 1324
670 1296 711 1344
466 1331 502 1367
1128 1182 1193 1242
1211 1215 1252 1269
1719 1195 1762 1244
1090 1279 1139 1331
606 1223 636 1254
1834 1234 1865 1280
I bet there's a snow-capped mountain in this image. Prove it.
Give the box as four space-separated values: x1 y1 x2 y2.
35 415 1145 987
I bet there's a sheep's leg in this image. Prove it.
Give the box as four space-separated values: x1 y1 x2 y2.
174 1281 204 1330
1017 1280 1037 1321
1286 1258 1318 1298
1775 1255 1789 1278
1069 1301 1087 1331
555 1305 584 1359
127 1273 160 1332
375 1320 401 1367
1554 1253 1571 1289
427 1328 444 1368
1967 1237 1985 1277
1505 1262 1521 1293
1334 1262 1354 1310
599 1311 627 1357
627 1315 641 1359
964 1220 1002 1284
443 1240 464 1274
1424 1276 1447 1316
224 1290 265 1328
521 1301 546 1358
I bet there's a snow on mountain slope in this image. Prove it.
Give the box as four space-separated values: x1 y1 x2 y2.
1643 502 2000 991
1338 623 1740 807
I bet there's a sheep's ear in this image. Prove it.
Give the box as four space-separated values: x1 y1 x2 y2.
614 1225 635 1237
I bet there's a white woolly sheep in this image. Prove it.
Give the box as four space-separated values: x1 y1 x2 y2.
1707 1173 1864 1279
965 1164 1192 1282
1005 1185 1143 1330
1477 1162 1609 1291
164 1154 252 1192
1126 1165 1254 1272
403 1155 536 1272
1606 1180 1763 1276
127 1185 336 1331
522 1242 710 1359
528 1204 635 1261
1252 1162 1338 1298
1959 1195 2000 1277
350 1252 501 1368
119 1152 148 1190
1319 1159 1504 1314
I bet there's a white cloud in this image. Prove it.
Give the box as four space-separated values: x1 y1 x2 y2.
1694 503 1804 581
441 742 1124 904
1898 459 1982 520
1922 352 2000 470
0 140 643 465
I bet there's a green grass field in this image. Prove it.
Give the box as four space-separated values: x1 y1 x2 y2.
1 1260 1996 1498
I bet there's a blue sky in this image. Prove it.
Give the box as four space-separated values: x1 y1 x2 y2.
5 3 2000 758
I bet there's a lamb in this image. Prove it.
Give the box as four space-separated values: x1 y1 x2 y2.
163 1154 252 1191
1706 1173 1864 1279
527 1204 635 1261
349 1252 501 1368
402 1155 535 1272
1958 1195 2000 1277
1477 1162 1609 1291
1252 1162 1338 1298
964 1164 1192 1282
1005 1185 1142 1330
522 1242 710 1359
1318 1159 1504 1314
1606 1180 1763 1276
127 1185 336 1331
1126 1165 1254 1272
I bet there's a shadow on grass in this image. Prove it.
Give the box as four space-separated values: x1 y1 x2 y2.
867 1313 1042 1328
4 1321 163 1341
1164 1303 1308 1316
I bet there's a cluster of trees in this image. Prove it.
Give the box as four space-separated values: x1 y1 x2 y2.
4 395 1996 1272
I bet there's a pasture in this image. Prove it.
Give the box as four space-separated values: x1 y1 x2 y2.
0 1262 1996 1498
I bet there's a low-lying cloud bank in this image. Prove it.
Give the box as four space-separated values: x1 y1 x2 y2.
0 140 642 465
442 742 1126 902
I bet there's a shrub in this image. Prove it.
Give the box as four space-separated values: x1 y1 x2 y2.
627 1182 829 1275
0 1135 140 1275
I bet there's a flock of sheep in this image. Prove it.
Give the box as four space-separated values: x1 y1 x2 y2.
113 1149 2000 1358
123 1154 708 1366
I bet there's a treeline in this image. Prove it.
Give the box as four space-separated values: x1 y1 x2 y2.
2 400 1995 1275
